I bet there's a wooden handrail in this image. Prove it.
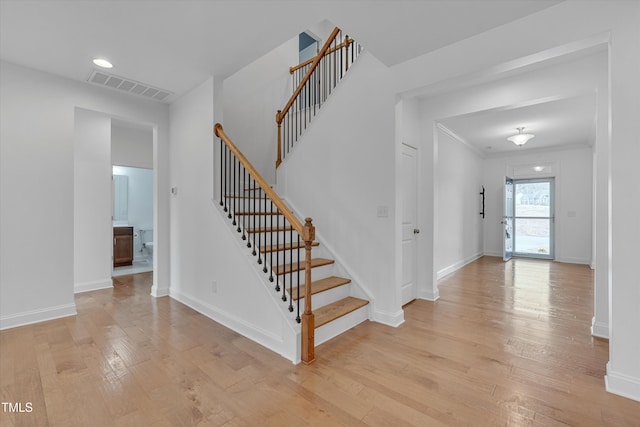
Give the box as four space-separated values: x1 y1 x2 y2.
276 26 341 125
289 37 353 74
216 123 317 363
215 123 306 238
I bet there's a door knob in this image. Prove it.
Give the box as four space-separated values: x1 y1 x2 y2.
413 229 420 234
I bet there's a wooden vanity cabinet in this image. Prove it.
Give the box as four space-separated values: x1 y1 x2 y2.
113 226 134 267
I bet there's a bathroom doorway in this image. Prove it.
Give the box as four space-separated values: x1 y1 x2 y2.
112 165 154 276
111 120 154 277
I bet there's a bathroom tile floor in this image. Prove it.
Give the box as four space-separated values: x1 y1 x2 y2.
112 259 152 277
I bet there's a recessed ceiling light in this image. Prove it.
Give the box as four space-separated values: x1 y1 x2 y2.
533 166 545 172
93 58 113 69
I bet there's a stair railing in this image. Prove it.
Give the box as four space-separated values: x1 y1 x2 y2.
215 123 317 364
275 27 362 168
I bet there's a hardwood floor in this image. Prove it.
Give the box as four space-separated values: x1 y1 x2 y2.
1 257 639 426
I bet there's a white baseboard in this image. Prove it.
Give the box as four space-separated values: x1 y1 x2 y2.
554 257 591 265
373 308 404 327
591 316 609 339
605 362 640 402
151 286 169 297
483 250 502 258
0 303 77 330
437 252 483 280
169 288 296 363
418 288 440 301
74 278 112 294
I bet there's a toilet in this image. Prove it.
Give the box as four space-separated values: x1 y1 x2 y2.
140 229 153 259
145 242 153 258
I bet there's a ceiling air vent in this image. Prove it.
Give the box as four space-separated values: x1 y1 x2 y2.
87 69 173 102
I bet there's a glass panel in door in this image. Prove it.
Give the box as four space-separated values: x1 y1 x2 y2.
513 179 554 259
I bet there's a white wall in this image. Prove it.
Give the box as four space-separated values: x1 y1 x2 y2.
223 35 298 183
305 20 334 47
393 1 639 401
169 77 298 362
0 60 170 329
74 109 113 293
483 147 593 264
111 125 153 169
435 128 484 277
606 2 640 402
278 52 401 325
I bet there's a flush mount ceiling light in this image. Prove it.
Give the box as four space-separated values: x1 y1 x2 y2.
533 166 545 172
507 127 535 146
93 58 113 69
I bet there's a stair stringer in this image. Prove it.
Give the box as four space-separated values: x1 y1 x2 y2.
280 197 376 323
218 201 310 361
170 200 302 364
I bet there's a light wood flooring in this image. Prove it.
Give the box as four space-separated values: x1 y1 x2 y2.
1 256 639 426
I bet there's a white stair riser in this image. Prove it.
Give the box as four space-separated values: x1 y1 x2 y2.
221 199 276 213
224 198 291 213
245 230 302 246
315 305 369 346
263 248 322 267
298 283 351 311
233 215 290 228
272 263 335 287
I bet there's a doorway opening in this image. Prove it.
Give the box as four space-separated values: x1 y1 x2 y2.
112 165 154 277
110 119 155 278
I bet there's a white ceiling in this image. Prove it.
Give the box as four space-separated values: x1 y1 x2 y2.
2 0 598 156
0 0 561 102
439 92 598 155
435 50 605 156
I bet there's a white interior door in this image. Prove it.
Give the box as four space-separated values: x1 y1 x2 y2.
401 144 418 305
503 176 514 261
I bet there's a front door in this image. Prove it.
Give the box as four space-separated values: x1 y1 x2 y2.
513 178 554 259
401 144 418 305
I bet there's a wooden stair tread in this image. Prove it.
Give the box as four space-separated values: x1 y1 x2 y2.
261 241 319 253
314 297 369 328
290 276 351 301
235 211 283 216
274 258 334 275
246 225 293 234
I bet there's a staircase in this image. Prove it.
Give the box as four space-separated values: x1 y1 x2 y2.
215 124 369 363
214 27 366 363
235 188 369 343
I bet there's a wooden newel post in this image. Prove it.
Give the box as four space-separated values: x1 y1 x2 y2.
344 35 349 71
301 217 316 364
276 110 282 168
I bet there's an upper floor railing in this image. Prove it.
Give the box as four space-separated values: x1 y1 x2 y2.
275 27 362 168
